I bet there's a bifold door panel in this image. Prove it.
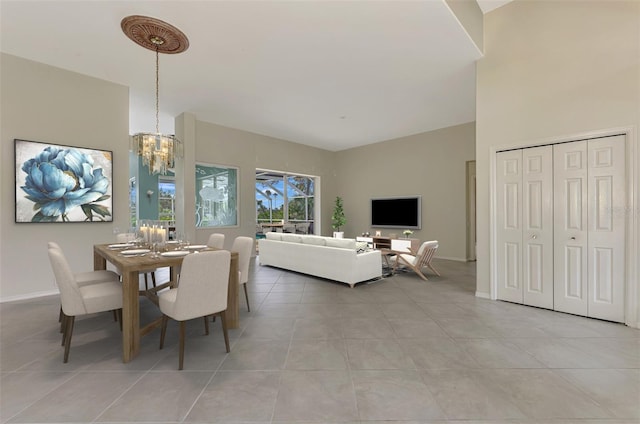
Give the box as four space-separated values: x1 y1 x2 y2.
496 136 625 322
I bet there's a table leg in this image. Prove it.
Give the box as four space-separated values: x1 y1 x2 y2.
121 270 140 363
94 251 106 271
227 254 239 329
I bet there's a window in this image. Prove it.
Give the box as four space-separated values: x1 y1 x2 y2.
196 163 238 227
158 178 176 223
286 175 314 222
256 170 315 226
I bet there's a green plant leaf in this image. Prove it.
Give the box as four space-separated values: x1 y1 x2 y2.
90 204 111 217
31 211 60 222
81 204 93 220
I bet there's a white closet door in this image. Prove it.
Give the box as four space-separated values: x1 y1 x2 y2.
554 141 589 316
497 150 523 303
522 146 554 309
587 135 626 322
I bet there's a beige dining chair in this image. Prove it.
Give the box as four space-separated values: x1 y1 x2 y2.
48 242 120 285
48 242 121 329
207 233 225 249
116 233 157 290
392 240 440 281
231 236 254 312
48 247 123 363
158 250 231 370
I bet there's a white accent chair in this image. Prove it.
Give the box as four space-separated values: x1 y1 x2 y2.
392 240 440 281
47 247 123 363
231 236 254 312
207 233 225 249
158 250 231 370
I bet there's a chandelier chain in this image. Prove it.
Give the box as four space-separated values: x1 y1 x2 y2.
155 47 160 134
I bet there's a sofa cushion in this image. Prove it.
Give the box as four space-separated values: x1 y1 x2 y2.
302 236 327 246
266 232 282 241
281 234 302 243
325 238 356 249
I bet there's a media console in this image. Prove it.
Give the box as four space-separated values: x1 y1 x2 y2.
356 236 420 253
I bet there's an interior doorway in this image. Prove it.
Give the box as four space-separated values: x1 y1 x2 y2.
466 160 476 261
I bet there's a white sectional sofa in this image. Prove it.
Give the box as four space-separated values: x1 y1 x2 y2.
258 233 382 287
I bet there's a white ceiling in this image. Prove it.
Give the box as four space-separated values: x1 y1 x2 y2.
0 1 507 151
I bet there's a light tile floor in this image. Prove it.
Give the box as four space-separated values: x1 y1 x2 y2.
1 258 638 423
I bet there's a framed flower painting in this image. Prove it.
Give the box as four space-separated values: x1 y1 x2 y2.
14 139 113 223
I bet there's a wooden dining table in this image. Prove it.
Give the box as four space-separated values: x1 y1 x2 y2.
93 243 239 363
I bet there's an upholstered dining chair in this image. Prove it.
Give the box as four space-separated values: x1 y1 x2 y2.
231 236 254 312
48 242 121 328
158 250 231 370
392 240 440 281
48 242 120 285
207 233 225 249
116 233 157 290
47 247 123 363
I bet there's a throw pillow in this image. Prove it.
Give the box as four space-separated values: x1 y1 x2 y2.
355 241 369 254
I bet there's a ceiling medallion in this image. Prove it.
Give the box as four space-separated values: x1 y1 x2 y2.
121 15 189 54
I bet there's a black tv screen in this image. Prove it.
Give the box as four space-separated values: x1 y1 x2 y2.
371 196 421 229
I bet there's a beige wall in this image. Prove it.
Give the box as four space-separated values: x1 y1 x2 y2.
0 55 474 300
176 118 338 248
0 54 130 301
476 0 640 318
336 122 476 261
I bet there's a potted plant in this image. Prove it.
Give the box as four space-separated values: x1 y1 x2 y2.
332 196 347 238
403 229 413 238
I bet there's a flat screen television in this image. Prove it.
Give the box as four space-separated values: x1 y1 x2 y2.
371 196 421 229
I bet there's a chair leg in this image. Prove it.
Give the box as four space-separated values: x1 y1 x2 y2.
113 310 118 321
117 309 123 331
63 315 75 363
219 311 230 353
144 273 149 291
178 321 186 370
159 315 168 349
60 313 67 345
415 268 429 281
58 306 63 323
151 272 157 288
243 283 251 312
427 263 441 277
203 316 210 335
60 308 66 335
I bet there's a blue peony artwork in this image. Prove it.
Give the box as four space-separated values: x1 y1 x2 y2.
15 139 113 223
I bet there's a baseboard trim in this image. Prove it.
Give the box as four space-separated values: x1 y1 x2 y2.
0 289 59 304
475 291 491 299
434 256 467 262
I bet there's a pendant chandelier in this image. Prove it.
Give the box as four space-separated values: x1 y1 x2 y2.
121 15 189 175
